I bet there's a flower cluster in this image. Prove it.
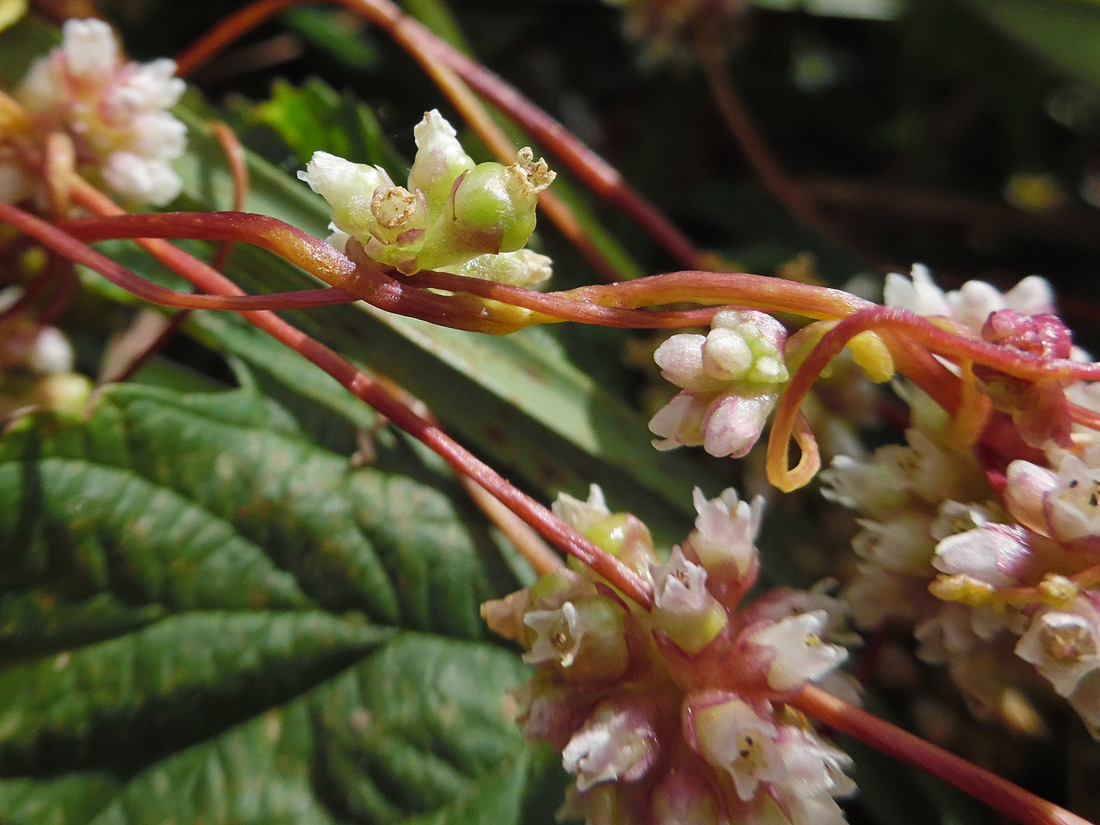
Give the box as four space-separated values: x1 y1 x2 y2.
2 18 187 206
648 309 789 458
825 266 1100 736
299 110 555 285
483 485 856 825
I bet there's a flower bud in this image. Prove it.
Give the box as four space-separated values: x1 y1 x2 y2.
406 109 475 207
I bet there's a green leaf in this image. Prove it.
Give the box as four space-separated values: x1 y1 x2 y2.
962 0 1100 87
0 383 552 823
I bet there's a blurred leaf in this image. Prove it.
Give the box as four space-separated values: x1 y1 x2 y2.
0 0 26 34
962 0 1100 87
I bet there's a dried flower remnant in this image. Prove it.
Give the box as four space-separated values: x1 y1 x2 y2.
299 110 555 285
482 485 855 825
2 18 187 206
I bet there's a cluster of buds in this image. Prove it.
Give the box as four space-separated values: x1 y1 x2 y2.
299 110 555 285
825 266 1100 736
483 485 857 825
1 18 187 207
649 309 789 458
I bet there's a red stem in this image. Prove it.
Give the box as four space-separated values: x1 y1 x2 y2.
60 212 869 328
0 204 361 311
794 686 1096 825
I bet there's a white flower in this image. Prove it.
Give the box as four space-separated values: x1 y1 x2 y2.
301 109 553 282
689 696 784 801
651 547 710 616
1016 599 1100 697
1046 446 1100 544
775 728 856 799
884 263 1054 335
685 487 764 577
523 601 585 667
562 701 658 791
851 513 936 574
747 611 848 691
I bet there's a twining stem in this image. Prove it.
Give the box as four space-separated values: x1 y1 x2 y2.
58 176 656 609
767 305 1100 489
794 686 1095 825
58 212 867 328
173 0 710 273
0 203 364 311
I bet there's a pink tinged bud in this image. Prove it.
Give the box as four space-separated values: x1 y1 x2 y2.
1046 447 1100 544
746 611 847 691
931 525 1027 587
562 700 659 791
1007 455 1056 532
686 487 764 578
649 391 708 451
980 310 1073 360
650 548 729 653
1016 602 1100 696
686 695 783 801
655 334 726 393
700 387 780 459
702 328 754 381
